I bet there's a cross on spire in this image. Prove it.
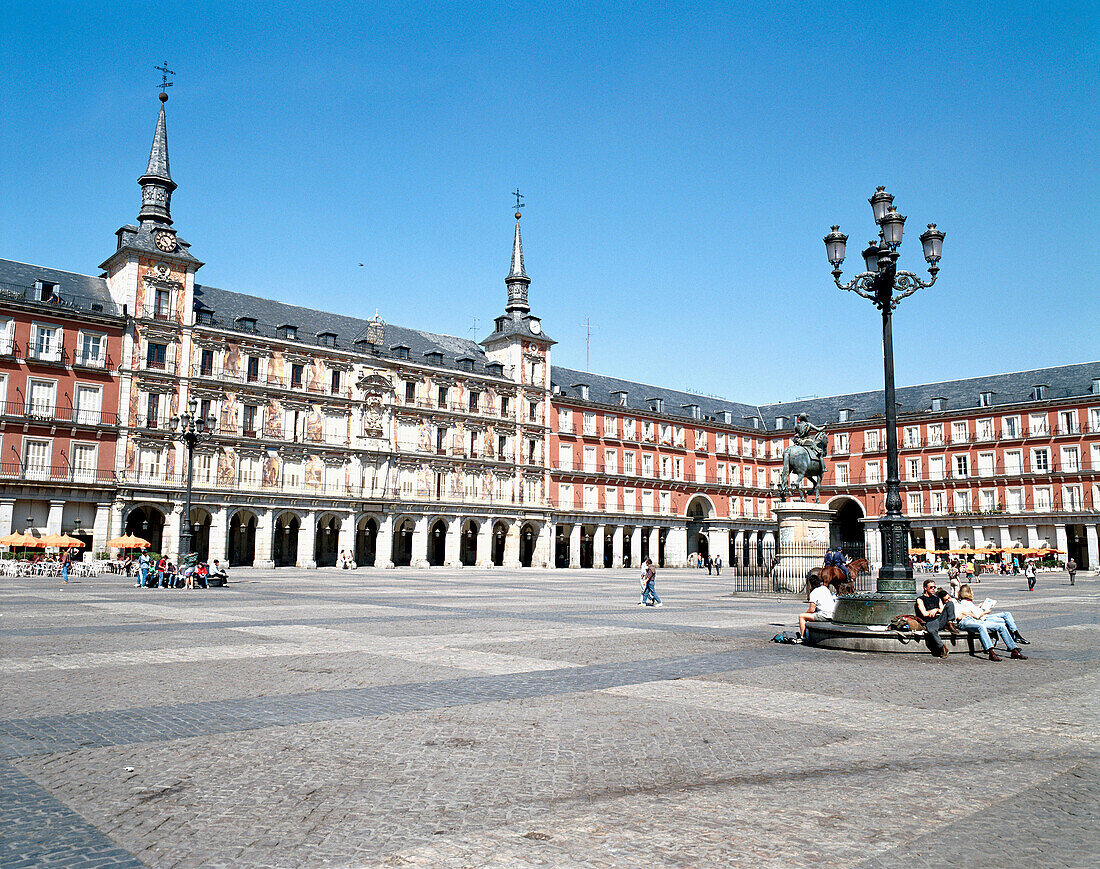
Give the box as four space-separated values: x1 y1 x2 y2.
513 188 524 212
155 61 175 93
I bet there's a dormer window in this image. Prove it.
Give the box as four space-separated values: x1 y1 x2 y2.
611 390 628 406
457 357 475 372
838 408 851 422
744 415 759 429
277 324 297 340
719 411 732 424
235 317 257 333
355 339 377 354
1092 377 1100 395
930 397 946 412
978 390 995 407
195 310 214 325
392 345 410 360
424 351 443 366
317 331 337 347
574 383 590 400
683 404 701 420
775 415 787 429
35 280 59 302
1030 384 1047 400
486 362 504 377
495 316 507 333
648 397 663 413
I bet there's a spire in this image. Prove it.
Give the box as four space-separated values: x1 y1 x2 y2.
137 92 177 226
505 210 531 313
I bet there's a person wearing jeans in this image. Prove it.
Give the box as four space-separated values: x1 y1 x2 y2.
641 559 661 607
955 584 1029 661
915 579 958 657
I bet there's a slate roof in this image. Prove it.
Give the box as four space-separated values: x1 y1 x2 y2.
195 284 493 371
551 361 1100 431
0 258 122 317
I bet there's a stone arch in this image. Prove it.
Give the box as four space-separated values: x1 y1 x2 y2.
427 517 448 566
125 504 166 555
356 515 380 567
273 511 300 566
827 496 866 551
392 515 416 567
684 494 716 520
491 520 509 567
315 512 341 567
188 507 213 562
519 522 538 567
228 508 259 566
459 519 479 566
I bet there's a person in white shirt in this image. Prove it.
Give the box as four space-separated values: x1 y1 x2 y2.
798 576 837 638
954 584 1027 661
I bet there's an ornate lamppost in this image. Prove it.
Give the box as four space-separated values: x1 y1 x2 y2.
170 399 216 561
824 187 944 613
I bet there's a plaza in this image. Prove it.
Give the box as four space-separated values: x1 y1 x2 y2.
2 567 1097 868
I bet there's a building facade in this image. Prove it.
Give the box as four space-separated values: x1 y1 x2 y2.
2 93 1098 569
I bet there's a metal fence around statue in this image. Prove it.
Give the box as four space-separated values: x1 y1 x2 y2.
729 542 871 596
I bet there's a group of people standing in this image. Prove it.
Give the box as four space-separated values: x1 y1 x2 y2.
687 553 722 574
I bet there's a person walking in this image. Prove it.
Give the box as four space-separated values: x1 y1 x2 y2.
1067 557 1077 586
714 554 722 576
705 555 713 575
60 547 72 583
137 549 151 588
1025 560 1037 592
640 558 662 607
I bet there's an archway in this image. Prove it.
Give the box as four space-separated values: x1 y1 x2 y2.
228 510 257 566
314 514 340 567
460 520 478 566
356 517 378 567
125 506 165 556
273 513 300 566
188 508 212 562
829 497 866 553
686 495 714 562
622 526 634 568
658 529 667 568
519 523 536 567
640 527 651 564
603 527 615 567
427 519 447 566
491 522 507 567
392 518 414 567
695 533 709 560
554 525 569 568
579 525 594 568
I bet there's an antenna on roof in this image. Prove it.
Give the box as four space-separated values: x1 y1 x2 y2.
470 316 480 337
579 316 597 371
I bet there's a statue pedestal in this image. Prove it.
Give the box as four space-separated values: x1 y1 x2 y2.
774 502 834 593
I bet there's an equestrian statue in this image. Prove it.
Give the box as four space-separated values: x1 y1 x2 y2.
778 413 829 501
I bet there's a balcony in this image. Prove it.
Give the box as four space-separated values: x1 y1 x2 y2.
72 351 110 370
0 281 119 317
26 344 66 365
1 401 120 427
0 336 16 356
0 461 115 486
137 304 178 323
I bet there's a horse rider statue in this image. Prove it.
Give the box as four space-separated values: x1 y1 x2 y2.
779 414 830 501
793 413 828 473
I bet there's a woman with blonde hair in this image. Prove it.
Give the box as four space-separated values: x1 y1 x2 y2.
955 584 1028 661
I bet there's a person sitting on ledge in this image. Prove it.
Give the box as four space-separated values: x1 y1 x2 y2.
798 576 837 639
954 584 1028 661
914 579 960 658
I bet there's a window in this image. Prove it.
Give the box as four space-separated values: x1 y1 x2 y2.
954 455 969 478
146 342 168 370
558 483 573 509
404 381 416 403
0 319 12 354
500 395 510 416
605 486 618 511
977 452 995 476
498 434 508 458
558 408 572 432
674 426 684 447
458 358 474 372
199 349 214 376
866 461 881 484
291 364 304 388
623 488 635 513
716 433 726 453
1031 449 1050 472
929 456 945 481
716 462 726 484
1061 446 1080 472
605 415 618 438
528 400 538 422
23 439 51 479
660 456 671 479
583 412 597 435
835 463 849 485
729 497 740 517
236 317 257 332
605 449 618 474
976 418 994 441
906 457 922 481
659 491 671 515
907 492 923 515
1063 484 1083 510
1002 415 1020 438
392 346 409 360
834 433 849 454
1006 488 1023 513
756 468 767 488
1004 449 1022 475
246 356 260 383
642 420 654 442
1092 443 1100 472
74 384 102 424
1090 407 1100 433
903 426 920 448
951 421 969 443
584 446 597 472
139 446 162 480
584 485 598 510
558 444 573 470
26 378 56 417
731 465 741 485
31 324 61 362
695 459 706 482
318 332 336 347
196 310 214 325
153 288 171 319
979 489 997 512
438 386 448 408
76 331 105 367
864 429 880 451
277 325 297 340
1058 410 1078 435
330 369 341 394
927 423 944 446
1034 486 1052 511
674 457 683 480
528 439 537 464
242 405 258 437
469 430 478 458
930 491 946 514
953 490 971 512
624 418 636 440
623 451 635 475
1029 412 1048 435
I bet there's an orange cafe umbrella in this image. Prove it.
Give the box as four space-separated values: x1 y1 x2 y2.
39 533 70 547
106 534 150 549
0 532 33 547
909 547 933 555
56 534 86 548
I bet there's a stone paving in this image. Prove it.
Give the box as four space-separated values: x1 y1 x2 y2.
1 566 1097 868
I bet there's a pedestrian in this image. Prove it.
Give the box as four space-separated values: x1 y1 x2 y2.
60 547 72 583
1025 560 1037 592
156 555 168 589
714 554 722 576
137 549 151 588
1067 557 1077 586
640 558 662 607
705 555 713 575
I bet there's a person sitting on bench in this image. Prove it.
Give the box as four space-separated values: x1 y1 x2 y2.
914 579 960 658
798 576 837 639
954 584 1028 661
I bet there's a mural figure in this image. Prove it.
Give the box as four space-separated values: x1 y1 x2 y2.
124 439 136 474
262 453 281 488
216 447 237 486
344 459 358 495
268 350 285 385
264 399 284 439
305 406 323 442
224 342 241 377
304 455 324 489
219 392 238 433
417 465 432 497
417 422 432 452
307 358 325 392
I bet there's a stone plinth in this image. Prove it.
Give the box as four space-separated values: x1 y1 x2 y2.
774 502 834 593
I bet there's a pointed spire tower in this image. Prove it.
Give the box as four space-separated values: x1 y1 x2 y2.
137 92 176 227
482 200 553 351
505 209 531 314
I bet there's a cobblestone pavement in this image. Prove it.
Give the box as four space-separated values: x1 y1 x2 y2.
2 567 1097 868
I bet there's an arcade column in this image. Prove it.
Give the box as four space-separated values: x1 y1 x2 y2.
297 510 317 569
254 508 275 569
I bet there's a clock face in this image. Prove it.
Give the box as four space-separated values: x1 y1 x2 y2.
154 231 177 253
529 320 542 335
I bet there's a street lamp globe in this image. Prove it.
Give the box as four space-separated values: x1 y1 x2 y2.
823 226 848 266
862 242 882 274
869 186 894 223
880 206 906 248
919 223 945 264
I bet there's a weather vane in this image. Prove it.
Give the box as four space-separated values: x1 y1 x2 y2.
513 188 524 212
155 61 175 93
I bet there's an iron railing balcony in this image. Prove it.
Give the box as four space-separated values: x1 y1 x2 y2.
1 401 120 426
0 461 115 486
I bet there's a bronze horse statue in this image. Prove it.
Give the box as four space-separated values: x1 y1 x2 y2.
778 431 828 501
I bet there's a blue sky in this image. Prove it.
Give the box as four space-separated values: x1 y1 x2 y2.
2 1 1097 404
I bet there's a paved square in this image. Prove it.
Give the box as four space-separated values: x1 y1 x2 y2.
2 567 1097 868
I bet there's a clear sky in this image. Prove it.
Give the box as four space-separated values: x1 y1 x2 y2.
2 1 1097 404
